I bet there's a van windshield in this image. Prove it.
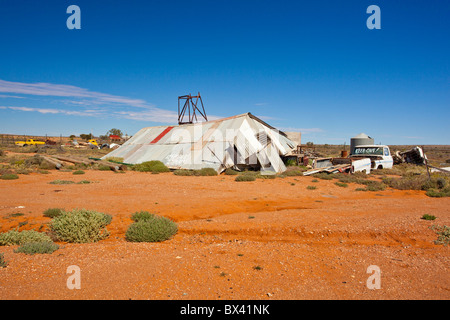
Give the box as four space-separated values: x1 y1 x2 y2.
353 147 383 155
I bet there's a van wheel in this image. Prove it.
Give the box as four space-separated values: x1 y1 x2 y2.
377 165 383 170
23 144 28 147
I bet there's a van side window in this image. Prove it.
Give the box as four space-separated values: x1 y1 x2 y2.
384 148 389 156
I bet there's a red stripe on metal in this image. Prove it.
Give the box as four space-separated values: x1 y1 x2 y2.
150 127 174 144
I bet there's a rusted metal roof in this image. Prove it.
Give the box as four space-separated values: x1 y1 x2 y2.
103 113 297 173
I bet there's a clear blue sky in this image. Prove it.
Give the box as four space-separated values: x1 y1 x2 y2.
0 0 449 145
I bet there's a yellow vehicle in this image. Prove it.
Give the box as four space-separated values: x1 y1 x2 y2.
88 139 98 146
15 139 45 147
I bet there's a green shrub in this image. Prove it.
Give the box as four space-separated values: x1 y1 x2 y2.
173 169 194 176
43 208 65 218
131 211 155 222
235 175 256 182
426 188 450 198
335 182 348 188
257 172 277 179
362 180 387 191
72 170 85 175
15 168 31 175
0 253 7 268
337 175 369 185
14 241 59 255
306 185 317 190
312 173 334 180
193 168 218 176
49 180 75 185
38 161 53 170
125 216 178 242
224 168 239 175
77 180 92 184
98 164 112 171
103 214 113 226
421 214 436 221
0 174 19 180
132 161 170 173
284 159 298 167
430 225 450 246
0 230 52 246
283 170 303 176
50 209 111 243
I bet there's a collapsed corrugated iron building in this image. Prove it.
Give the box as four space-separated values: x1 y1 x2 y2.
102 113 297 173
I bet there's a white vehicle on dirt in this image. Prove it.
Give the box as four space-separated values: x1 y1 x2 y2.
350 158 372 174
350 145 394 170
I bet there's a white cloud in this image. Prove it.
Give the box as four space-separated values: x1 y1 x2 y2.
0 79 149 108
0 79 183 123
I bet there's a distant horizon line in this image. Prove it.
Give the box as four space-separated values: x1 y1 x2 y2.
0 132 446 147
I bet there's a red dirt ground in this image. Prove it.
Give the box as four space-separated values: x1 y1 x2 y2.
0 170 448 300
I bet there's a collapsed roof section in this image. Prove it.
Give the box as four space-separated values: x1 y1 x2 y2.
103 113 297 173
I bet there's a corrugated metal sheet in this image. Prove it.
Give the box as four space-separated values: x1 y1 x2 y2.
103 113 297 173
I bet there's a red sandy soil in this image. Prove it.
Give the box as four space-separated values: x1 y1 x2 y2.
0 170 448 300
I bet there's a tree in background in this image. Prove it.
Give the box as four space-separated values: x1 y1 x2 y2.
79 133 93 140
107 128 123 138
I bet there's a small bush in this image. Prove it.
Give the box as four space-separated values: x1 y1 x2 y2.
50 209 111 243
430 225 450 246
284 159 298 167
77 180 92 184
283 170 303 176
335 182 348 188
132 161 170 173
0 230 52 246
426 188 450 198
193 168 218 176
257 172 276 179
14 241 59 255
15 168 31 175
43 208 65 218
382 175 428 191
421 214 436 221
235 175 256 182
98 165 112 171
131 211 155 222
49 180 75 185
0 253 7 268
224 168 239 175
363 180 387 191
312 173 334 180
72 170 85 175
337 175 369 185
173 169 194 176
125 216 178 242
306 185 317 190
0 174 19 180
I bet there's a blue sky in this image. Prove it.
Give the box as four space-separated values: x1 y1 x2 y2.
0 0 449 144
